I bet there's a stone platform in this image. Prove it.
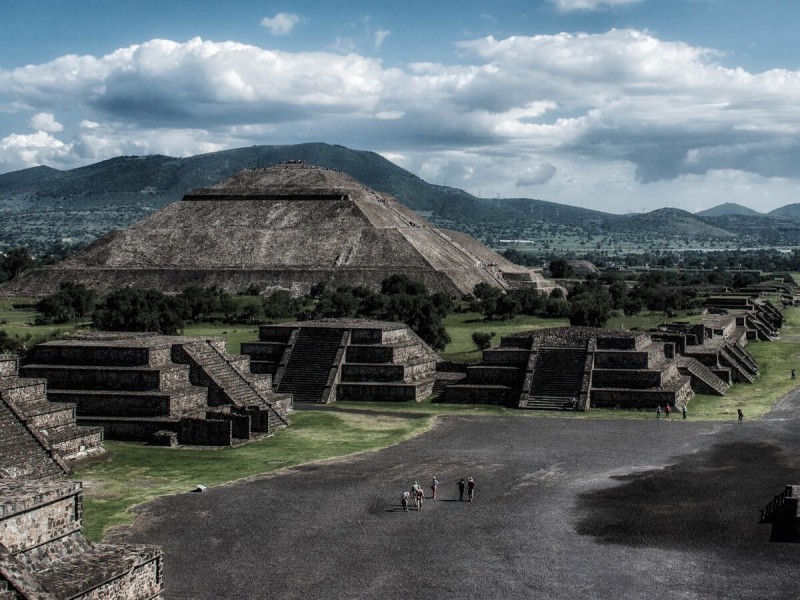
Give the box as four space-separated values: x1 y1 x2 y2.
20 333 291 446
242 319 439 403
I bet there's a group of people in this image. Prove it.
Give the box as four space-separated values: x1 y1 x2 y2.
655 403 687 419
400 477 475 511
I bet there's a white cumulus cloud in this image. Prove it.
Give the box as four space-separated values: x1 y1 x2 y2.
261 13 300 36
29 112 63 133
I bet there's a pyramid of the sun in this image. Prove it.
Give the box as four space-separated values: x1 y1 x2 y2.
2 162 557 296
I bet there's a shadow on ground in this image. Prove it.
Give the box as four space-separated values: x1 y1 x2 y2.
575 440 798 551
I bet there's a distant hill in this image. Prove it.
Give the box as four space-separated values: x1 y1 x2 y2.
3 142 800 253
696 203 761 217
769 203 800 218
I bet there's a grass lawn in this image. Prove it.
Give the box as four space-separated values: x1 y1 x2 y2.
180 323 259 355
75 410 435 540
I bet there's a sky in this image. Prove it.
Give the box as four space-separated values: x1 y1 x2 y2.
1 0 800 214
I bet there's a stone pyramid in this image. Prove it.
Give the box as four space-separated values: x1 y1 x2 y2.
3 162 557 296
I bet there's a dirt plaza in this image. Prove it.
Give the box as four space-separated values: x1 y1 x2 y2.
121 396 800 600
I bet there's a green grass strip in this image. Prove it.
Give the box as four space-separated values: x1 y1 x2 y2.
75 411 432 540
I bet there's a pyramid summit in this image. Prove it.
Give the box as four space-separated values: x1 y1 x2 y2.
2 162 556 297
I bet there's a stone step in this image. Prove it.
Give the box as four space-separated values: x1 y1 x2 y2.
0 378 48 408
48 386 208 417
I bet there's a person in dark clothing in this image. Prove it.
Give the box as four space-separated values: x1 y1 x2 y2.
467 477 475 502
458 478 466 501
737 408 744 423
665 403 672 419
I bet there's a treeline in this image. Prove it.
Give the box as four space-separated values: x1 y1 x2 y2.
502 247 800 274
32 275 453 350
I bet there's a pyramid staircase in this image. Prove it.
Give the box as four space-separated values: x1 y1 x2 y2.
719 343 757 383
276 328 348 402
520 347 588 410
675 356 731 396
0 355 104 465
177 340 291 435
243 320 439 403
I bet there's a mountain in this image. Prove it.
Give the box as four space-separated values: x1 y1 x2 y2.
3 143 800 254
696 203 762 217
769 204 800 218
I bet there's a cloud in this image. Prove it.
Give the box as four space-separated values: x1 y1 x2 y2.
2 29 800 212
516 163 557 187
374 29 390 50
0 130 73 171
260 13 300 36
548 0 642 12
29 112 63 133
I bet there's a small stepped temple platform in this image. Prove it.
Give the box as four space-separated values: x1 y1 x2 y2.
0 384 163 599
20 332 291 446
760 484 800 543
651 318 760 387
444 327 695 411
1 162 558 298
0 354 104 465
241 319 439 403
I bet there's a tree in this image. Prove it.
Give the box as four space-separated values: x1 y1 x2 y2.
35 282 97 324
548 259 573 279
1 247 34 280
471 331 495 351
262 289 295 321
94 288 186 334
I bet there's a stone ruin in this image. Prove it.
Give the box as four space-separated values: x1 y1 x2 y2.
760 485 800 543
0 162 558 298
0 354 105 465
241 319 439 403
19 332 291 446
0 378 163 598
444 327 697 411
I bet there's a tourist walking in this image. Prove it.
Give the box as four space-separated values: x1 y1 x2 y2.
467 477 475 502
431 476 439 500
665 403 672 419
401 491 410 512
682 404 687 419
458 478 466 501
656 405 662 419
738 408 744 423
792 368 796 380
415 487 424 510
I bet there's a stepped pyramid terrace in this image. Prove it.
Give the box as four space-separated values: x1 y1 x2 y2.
241 319 439 403
0 354 105 465
0 162 558 298
19 332 291 446
444 327 699 410
0 378 163 598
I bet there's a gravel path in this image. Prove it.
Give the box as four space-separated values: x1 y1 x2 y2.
121 393 800 599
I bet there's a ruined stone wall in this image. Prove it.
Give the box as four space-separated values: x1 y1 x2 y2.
28 345 168 368
88 418 177 441
50 432 104 459
592 369 670 389
337 381 434 402
593 351 650 369
0 494 80 554
21 364 191 392
341 364 406 382
590 389 687 408
481 349 530 366
75 556 162 600
178 418 233 446
1 381 46 406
